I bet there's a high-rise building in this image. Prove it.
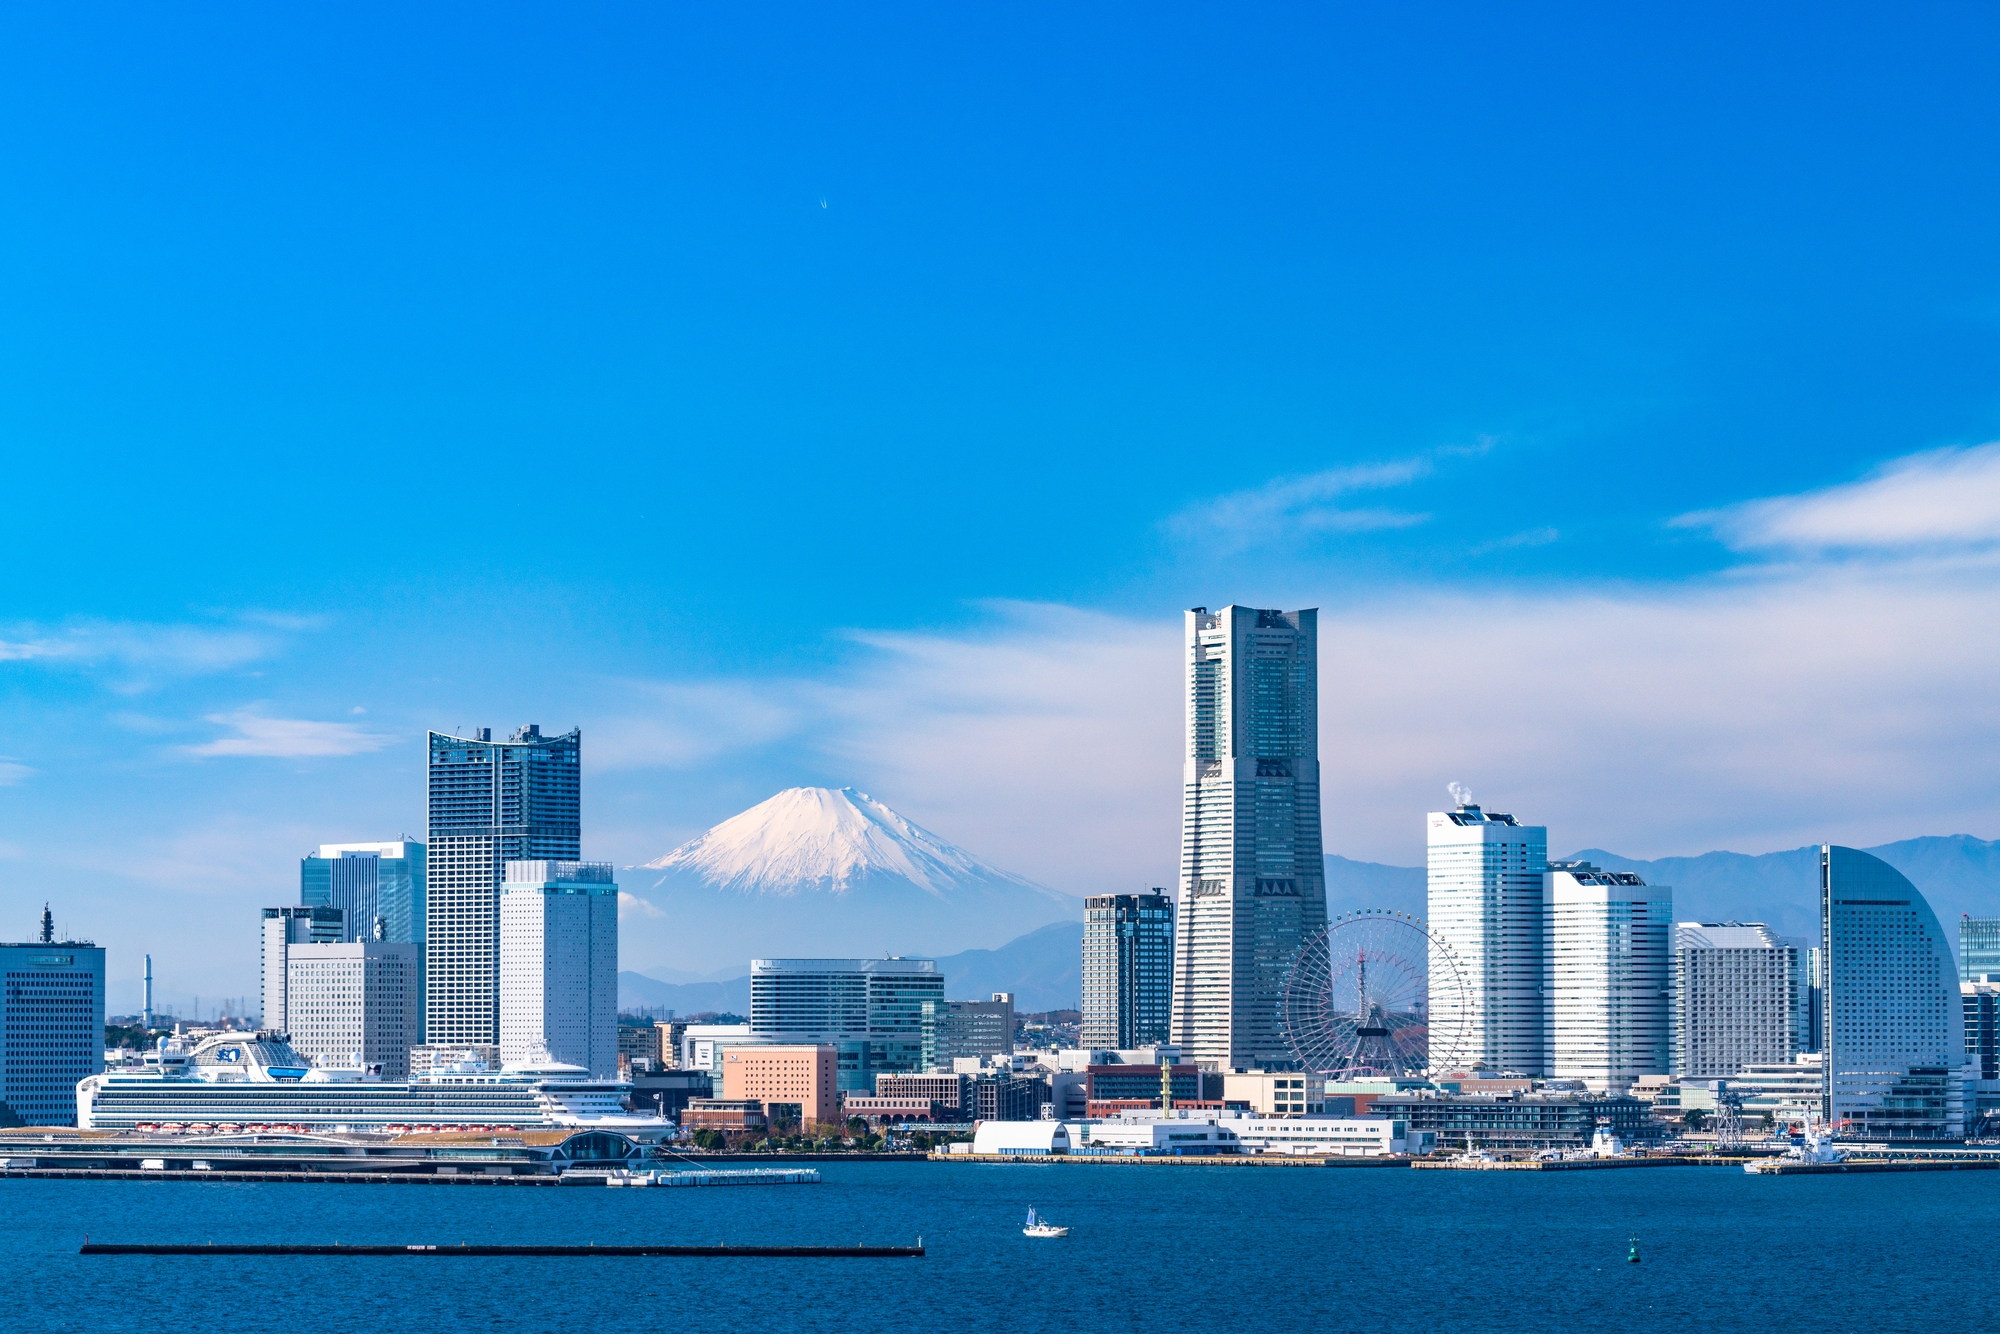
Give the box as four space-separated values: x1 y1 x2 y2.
1964 979 2000 1082
1671 922 1804 1079
921 994 1015 1068
748 958 944 1092
301 841 426 945
1820 846 1967 1139
1427 802 1548 1075
1961 918 2000 982
1547 861 1671 1092
1 915 105 1127
284 942 422 1078
426 726 581 1048
260 906 343 1033
1170 606 1326 1071
1081 891 1174 1050
497 861 618 1078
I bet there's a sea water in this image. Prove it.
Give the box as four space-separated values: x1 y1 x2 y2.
5 1163 1996 1333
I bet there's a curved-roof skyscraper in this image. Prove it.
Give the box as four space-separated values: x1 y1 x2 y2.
1820 845 1968 1139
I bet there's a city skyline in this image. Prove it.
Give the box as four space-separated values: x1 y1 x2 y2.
6 8 2000 1012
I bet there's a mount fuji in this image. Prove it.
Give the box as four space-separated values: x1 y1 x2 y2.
620 787 1079 972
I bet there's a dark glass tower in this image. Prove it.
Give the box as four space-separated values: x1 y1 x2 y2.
1081 891 1175 1049
426 726 581 1046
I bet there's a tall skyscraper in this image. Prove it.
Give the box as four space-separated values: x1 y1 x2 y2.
1170 606 1326 1071
1671 922 1804 1079
260 906 344 1033
921 994 1015 1068
1427 800 1548 1075
301 841 426 945
285 942 422 1078
1545 861 1671 1092
0 920 104 1128
1081 891 1174 1049
497 860 618 1077
427 726 581 1048
1821 846 1967 1138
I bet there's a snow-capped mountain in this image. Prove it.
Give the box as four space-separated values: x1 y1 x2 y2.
622 787 1078 972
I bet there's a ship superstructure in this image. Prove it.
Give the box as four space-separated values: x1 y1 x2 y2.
77 1032 669 1139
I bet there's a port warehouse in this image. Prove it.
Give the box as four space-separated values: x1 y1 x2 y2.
0 1127 653 1176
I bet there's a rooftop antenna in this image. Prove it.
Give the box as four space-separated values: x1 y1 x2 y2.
39 903 53 945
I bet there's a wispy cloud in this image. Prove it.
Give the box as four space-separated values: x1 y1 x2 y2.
589 682 803 772
1166 458 1433 552
0 759 33 787
1471 526 1560 555
617 891 666 920
183 710 395 759
1678 441 2000 555
0 620 278 673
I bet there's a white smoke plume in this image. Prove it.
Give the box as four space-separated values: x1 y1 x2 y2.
1446 781 1474 809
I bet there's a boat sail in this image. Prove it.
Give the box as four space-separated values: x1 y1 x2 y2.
1022 1207 1069 1238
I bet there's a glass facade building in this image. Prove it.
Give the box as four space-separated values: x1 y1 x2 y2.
1547 862 1671 1092
1081 891 1174 1050
747 958 944 1092
301 841 426 946
1428 804 1549 1076
427 726 581 1047
1820 846 1966 1139
0 938 105 1127
1171 606 1326 1071
1960 918 2000 983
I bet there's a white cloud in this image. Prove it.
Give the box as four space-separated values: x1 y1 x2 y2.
1680 441 2000 555
0 759 32 787
184 711 395 759
618 891 666 920
589 682 803 772
1167 459 1433 552
0 619 279 674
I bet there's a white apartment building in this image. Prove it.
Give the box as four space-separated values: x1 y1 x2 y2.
1547 861 1672 1092
1427 802 1548 1075
284 942 422 1078
260 905 343 1033
1672 922 1803 1079
1170 606 1327 1071
498 860 618 1077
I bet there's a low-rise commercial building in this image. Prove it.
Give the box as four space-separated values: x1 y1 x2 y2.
1076 1117 1240 1155
721 1045 837 1128
1370 1091 1654 1150
1229 1115 1428 1157
1085 1062 1199 1108
969 1120 1070 1155
681 1098 767 1132
840 1096 944 1124
1222 1072 1323 1117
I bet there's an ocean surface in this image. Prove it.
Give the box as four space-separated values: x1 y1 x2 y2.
6 1162 1995 1333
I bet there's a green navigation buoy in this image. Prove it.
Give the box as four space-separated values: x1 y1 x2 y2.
1627 1236 1641 1264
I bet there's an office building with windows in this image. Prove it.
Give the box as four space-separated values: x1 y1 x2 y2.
260 906 344 1033
747 957 944 1092
302 841 426 946
427 725 581 1048
1964 979 1999 1082
1671 922 1804 1079
1821 846 1968 1139
1545 861 1671 1092
921 994 1014 1069
1427 802 1549 1076
1961 919 2000 983
498 861 618 1078
1082 891 1174 1049
285 942 422 1078
0 918 105 1128
1170 606 1326 1071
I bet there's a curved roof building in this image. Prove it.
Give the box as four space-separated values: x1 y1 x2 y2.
1821 846 1969 1139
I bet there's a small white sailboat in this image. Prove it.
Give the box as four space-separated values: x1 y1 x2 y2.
1022 1207 1069 1238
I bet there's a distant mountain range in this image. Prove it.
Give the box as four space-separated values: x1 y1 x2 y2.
618 920 1086 1015
619 786 1076 973
615 801 2000 1013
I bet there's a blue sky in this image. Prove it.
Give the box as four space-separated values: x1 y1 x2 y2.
4 4 2000 1012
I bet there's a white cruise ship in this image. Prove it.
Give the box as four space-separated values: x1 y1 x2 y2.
76 1032 673 1141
